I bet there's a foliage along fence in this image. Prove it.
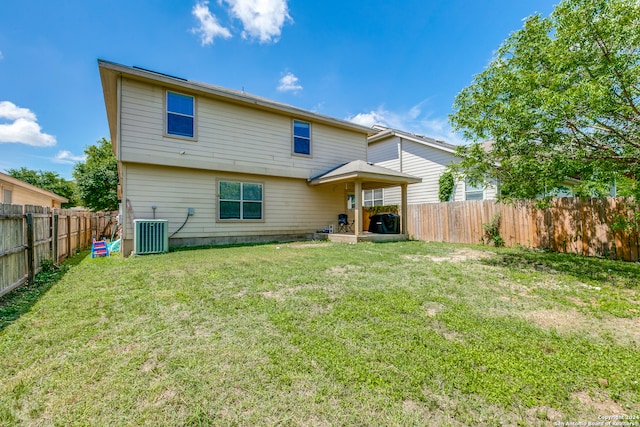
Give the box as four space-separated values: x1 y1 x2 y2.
0 204 117 297
406 198 640 262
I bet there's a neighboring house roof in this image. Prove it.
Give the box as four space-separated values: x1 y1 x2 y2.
98 59 376 153
0 171 69 203
308 160 422 188
368 125 457 154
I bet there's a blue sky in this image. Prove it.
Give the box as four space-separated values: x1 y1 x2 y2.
0 0 558 179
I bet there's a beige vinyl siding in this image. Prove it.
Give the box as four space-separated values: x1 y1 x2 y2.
121 163 345 250
119 79 366 179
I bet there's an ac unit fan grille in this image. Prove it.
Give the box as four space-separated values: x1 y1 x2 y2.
133 219 169 255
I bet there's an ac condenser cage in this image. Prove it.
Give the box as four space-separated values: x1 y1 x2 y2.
133 219 169 255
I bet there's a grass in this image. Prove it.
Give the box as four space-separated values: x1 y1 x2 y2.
0 241 638 426
0 253 87 332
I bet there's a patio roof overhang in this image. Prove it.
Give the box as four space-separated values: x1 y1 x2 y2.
308 160 422 188
308 160 421 238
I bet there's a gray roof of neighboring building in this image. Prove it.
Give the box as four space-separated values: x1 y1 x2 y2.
368 125 458 153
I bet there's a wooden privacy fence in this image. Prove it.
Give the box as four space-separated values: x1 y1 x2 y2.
406 198 640 262
0 203 117 297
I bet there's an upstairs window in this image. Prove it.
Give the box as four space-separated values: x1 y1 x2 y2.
219 181 263 220
293 120 311 155
166 91 195 138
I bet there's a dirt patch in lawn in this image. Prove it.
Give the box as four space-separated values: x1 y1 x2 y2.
406 389 626 425
422 301 445 317
522 308 640 347
285 242 333 248
326 265 363 278
404 248 493 263
260 289 288 302
260 285 313 302
571 390 626 414
524 406 564 423
405 390 566 426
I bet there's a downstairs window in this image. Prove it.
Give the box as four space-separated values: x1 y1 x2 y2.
219 181 263 220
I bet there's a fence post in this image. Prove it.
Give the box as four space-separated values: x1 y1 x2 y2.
26 213 35 284
52 213 59 265
77 216 81 251
66 214 72 257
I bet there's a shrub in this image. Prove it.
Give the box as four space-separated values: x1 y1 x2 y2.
438 171 455 202
482 212 504 247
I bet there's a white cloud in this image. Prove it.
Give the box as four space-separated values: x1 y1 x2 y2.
0 101 56 147
0 101 36 121
191 1 232 46
191 0 291 45
348 110 387 128
0 51 4 60
53 150 86 164
346 101 467 146
223 0 291 43
277 72 302 92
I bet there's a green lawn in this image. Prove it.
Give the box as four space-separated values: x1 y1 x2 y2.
1 241 639 426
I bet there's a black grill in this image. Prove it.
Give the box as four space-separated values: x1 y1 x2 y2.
368 213 400 234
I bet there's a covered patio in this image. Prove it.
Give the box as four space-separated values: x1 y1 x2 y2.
308 160 422 243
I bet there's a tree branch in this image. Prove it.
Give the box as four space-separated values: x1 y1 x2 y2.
588 18 640 116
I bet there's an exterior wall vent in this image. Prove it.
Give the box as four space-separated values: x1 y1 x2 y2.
133 219 169 255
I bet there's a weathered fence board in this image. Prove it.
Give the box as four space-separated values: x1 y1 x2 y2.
407 198 639 262
0 204 27 297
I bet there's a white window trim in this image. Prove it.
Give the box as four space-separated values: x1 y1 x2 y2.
465 179 484 201
363 189 384 207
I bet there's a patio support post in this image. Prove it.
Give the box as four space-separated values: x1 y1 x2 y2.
354 180 362 236
401 183 408 235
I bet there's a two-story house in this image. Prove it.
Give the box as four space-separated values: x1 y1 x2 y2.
368 127 592 204
367 126 498 205
98 60 420 255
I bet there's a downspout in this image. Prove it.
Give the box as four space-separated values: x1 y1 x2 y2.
116 75 127 245
117 75 123 161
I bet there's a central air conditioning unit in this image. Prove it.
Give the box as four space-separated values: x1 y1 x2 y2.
133 219 169 255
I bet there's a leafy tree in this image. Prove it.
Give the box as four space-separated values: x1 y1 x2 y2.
449 0 640 200
73 138 119 211
615 176 640 198
7 167 78 208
